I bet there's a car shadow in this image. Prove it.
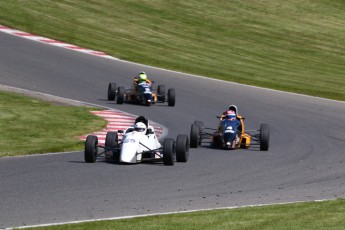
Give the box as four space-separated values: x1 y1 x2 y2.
97 98 173 107
69 159 167 166
195 144 262 152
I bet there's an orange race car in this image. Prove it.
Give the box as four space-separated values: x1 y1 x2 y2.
190 105 270 151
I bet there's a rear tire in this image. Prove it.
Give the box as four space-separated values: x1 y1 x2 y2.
117 86 125 104
85 135 98 163
163 138 175 166
176 135 189 162
190 123 200 148
260 124 270 151
107 82 117 101
105 132 119 162
167 88 175 106
157 84 166 102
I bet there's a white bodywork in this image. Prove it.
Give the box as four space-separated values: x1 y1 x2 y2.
120 125 161 163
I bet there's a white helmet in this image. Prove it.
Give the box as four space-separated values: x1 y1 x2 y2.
134 122 147 133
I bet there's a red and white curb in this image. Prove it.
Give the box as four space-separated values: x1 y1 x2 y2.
0 25 118 60
80 110 164 145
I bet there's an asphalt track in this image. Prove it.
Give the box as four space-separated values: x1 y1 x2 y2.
1 31 345 229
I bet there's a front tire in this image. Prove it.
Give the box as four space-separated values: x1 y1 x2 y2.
176 135 189 162
163 138 175 166
84 135 98 163
167 88 175 106
117 86 125 104
260 124 270 151
211 134 222 149
107 82 117 101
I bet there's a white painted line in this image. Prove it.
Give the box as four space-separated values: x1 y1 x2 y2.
5 199 331 230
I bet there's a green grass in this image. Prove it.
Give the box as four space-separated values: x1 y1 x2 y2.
1 0 345 100
0 91 106 157
29 199 345 229
1 1 345 228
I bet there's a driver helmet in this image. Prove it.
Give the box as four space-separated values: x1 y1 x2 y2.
225 110 236 120
138 72 147 82
135 116 149 127
228 105 238 115
134 122 147 133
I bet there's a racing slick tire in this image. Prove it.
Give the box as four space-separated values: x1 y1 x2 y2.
117 86 125 104
167 88 175 106
260 123 270 151
190 123 200 148
157 84 166 102
176 135 189 162
163 138 175 166
85 135 98 163
210 134 222 149
194 120 204 130
193 120 204 145
105 132 119 162
107 82 117 101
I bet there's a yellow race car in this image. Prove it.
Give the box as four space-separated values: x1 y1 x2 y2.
107 81 175 106
190 105 270 151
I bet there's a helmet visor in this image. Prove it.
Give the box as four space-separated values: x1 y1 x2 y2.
135 127 146 132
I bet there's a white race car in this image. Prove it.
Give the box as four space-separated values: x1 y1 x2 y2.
84 116 189 166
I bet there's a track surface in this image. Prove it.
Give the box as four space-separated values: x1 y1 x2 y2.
1 31 345 228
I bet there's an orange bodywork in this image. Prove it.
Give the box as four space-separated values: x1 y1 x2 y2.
236 115 251 148
217 114 252 148
152 93 157 103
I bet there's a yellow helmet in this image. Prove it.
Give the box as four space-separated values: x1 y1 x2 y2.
138 72 147 82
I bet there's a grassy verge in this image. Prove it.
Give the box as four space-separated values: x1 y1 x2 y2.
1 1 344 228
28 199 345 229
0 91 106 157
1 0 345 100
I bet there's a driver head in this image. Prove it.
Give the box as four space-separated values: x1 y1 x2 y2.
135 116 149 127
225 110 236 120
134 122 147 134
228 105 238 115
138 72 147 82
